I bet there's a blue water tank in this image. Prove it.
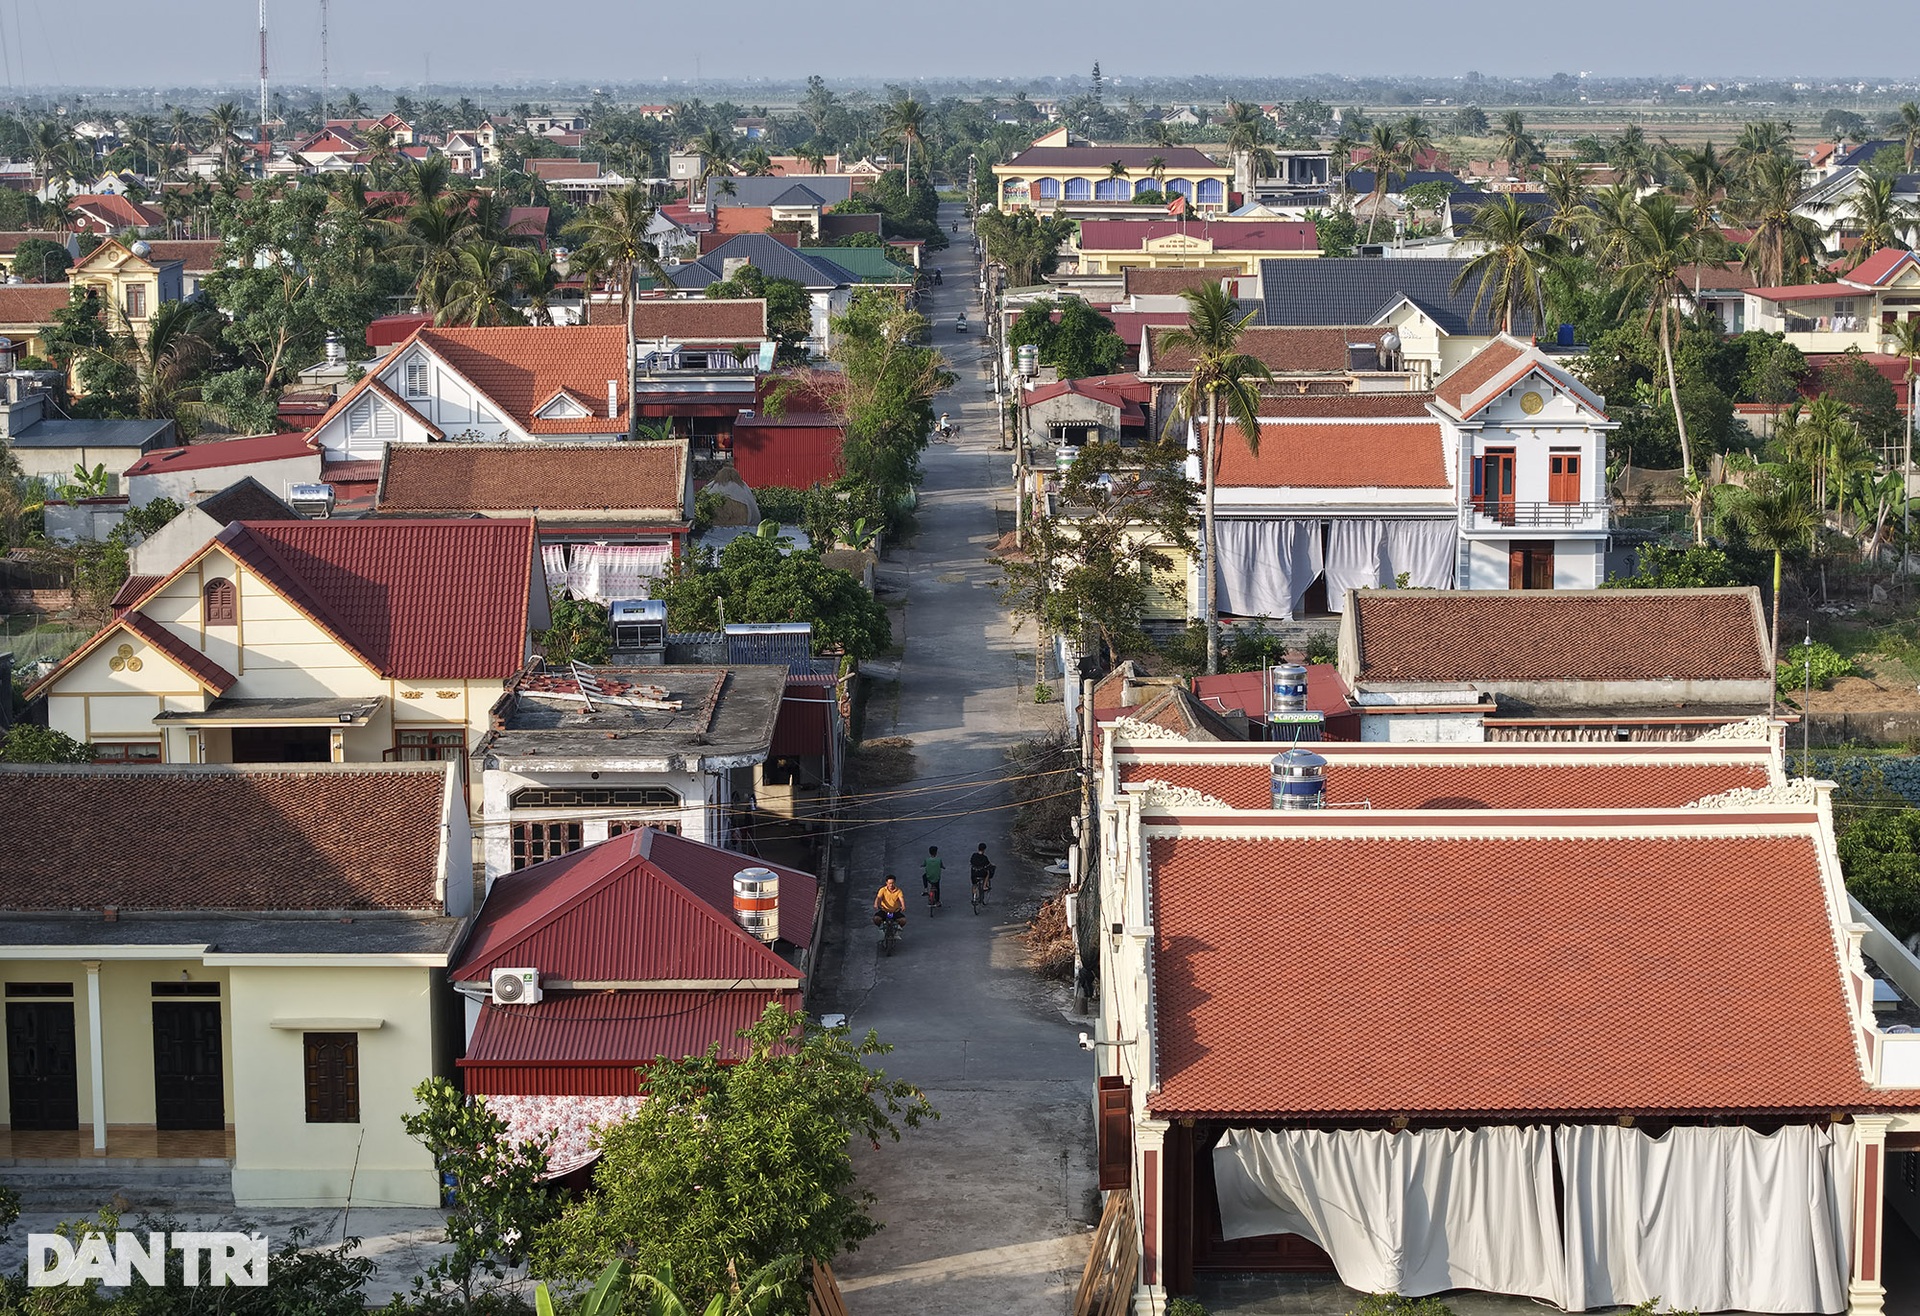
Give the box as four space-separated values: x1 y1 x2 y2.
1557 323 1576 347
1270 749 1328 810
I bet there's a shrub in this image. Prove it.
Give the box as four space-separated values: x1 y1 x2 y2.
1778 640 1852 698
1346 1296 1456 1316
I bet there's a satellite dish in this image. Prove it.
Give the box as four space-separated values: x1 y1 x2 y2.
130 240 152 257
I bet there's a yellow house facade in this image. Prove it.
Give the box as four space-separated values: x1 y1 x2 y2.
1074 220 1321 278
994 128 1233 213
66 238 185 345
1 762 471 1209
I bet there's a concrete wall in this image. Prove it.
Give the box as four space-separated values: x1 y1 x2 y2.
480 764 713 883
1806 712 1920 747
1358 711 1486 743
44 499 126 545
129 454 321 509
224 963 442 1207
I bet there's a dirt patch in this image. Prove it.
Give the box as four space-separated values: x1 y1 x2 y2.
850 737 917 790
1799 669 1920 715
1021 894 1075 982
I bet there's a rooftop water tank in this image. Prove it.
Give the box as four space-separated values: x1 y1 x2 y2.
732 867 780 943
1268 664 1308 717
1270 749 1327 811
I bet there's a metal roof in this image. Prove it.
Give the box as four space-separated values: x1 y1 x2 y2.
1259 257 1538 336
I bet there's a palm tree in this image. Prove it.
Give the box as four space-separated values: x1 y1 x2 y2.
1496 110 1538 180
1607 124 1658 190
1360 122 1404 243
797 142 831 173
391 195 480 311
207 102 242 171
1842 170 1917 264
736 145 775 177
1889 316 1920 543
1738 473 1817 716
881 93 928 196
1895 102 1920 172
1535 160 1591 245
563 185 670 437
1452 194 1558 334
405 155 453 205
1224 100 1278 184
129 299 222 420
1157 283 1273 675
439 241 529 327
1617 194 1708 543
516 248 564 326
1583 182 1643 271
1735 155 1829 287
1147 156 1168 192
1147 119 1179 149
1727 120 1792 183
688 128 734 206
1398 115 1435 172
27 120 71 193
1668 143 1729 299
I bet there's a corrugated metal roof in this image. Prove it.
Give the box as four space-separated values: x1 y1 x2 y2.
644 828 818 948
452 830 811 982
462 988 801 1071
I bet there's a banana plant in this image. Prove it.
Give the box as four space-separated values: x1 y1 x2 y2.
533 1256 799 1316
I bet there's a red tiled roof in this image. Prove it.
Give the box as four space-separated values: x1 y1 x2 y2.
1217 421 1448 489
1253 391 1436 417
66 193 164 231
125 432 314 477
592 297 769 341
504 206 549 238
1117 752 1770 810
1675 262 1756 292
1123 268 1241 298
119 612 237 693
138 240 222 272
1433 337 1528 411
1842 247 1918 287
0 765 449 912
451 830 807 983
376 442 686 518
414 325 631 435
0 281 74 325
1022 372 1151 423
110 574 163 614
462 988 802 1072
1079 219 1317 254
1147 826 1879 1117
528 158 600 181
217 518 536 679
1351 589 1770 683
1148 325 1394 376
1747 282 1850 303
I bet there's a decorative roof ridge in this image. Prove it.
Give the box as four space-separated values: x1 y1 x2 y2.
1684 779 1822 810
1126 778 1231 810
1111 716 1189 742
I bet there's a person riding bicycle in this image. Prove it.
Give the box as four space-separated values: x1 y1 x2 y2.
872 875 907 927
922 846 944 909
969 843 995 900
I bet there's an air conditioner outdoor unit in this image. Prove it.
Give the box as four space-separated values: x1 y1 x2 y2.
489 968 543 1005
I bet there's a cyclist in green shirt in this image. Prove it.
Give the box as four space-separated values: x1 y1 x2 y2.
921 846 944 910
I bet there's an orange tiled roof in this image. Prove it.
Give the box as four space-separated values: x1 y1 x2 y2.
377 443 686 518
1216 421 1448 490
1148 325 1396 376
1352 590 1771 683
0 281 72 324
1433 337 1529 411
414 325 630 435
592 297 769 342
1146 827 1887 1117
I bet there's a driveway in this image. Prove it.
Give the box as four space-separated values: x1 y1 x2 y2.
813 200 1097 1316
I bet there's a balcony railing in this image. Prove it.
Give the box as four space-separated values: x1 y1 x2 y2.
1461 499 1610 530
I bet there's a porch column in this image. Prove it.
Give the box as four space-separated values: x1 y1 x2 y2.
82 960 106 1152
1852 1115 1893 1316
1133 1118 1168 1316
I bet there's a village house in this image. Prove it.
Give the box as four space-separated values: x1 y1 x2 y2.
665 235 868 354
0 761 470 1209
374 442 691 602
1088 727 1920 1314
64 193 165 238
994 129 1233 214
1073 219 1320 278
65 238 185 346
2 369 174 501
24 518 545 819
585 296 772 452
1743 247 1920 355
123 432 322 509
1337 587 1776 741
448 826 817 1175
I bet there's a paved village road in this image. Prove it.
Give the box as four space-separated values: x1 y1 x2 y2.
814 202 1098 1316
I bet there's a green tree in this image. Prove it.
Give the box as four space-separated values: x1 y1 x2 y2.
1452 105 1489 137
537 594 612 665
651 534 891 659
816 288 954 524
1159 283 1273 675
565 185 670 436
1893 101 1920 173
1359 121 1404 244
1006 297 1126 380
194 367 281 436
1307 208 1359 258
880 93 927 197
703 263 811 362
0 725 94 763
534 1006 934 1313
533 1258 799 1316
1618 194 1709 543
10 236 69 283
1606 543 1747 588
1495 110 1539 179
1452 193 1558 334
975 209 1074 287
399 1076 558 1312
1838 808 1920 938
439 240 531 327
1735 472 1817 714
995 440 1196 661
1732 155 1827 287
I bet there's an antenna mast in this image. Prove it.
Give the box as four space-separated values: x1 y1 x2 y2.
319 0 329 124
257 0 270 156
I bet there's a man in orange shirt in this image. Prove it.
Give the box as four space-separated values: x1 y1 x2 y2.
872 874 907 926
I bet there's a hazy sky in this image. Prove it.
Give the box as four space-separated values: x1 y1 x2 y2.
8 0 1903 90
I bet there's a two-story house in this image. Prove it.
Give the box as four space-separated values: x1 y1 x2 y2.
65 238 185 344
1744 247 1920 355
994 128 1232 213
24 518 546 818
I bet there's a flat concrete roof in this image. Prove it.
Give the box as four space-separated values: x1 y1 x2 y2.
478 664 789 771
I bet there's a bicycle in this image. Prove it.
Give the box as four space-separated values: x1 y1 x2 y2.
970 876 987 914
878 913 903 956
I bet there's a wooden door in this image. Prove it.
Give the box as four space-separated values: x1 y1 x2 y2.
1548 452 1581 505
1475 450 1516 524
1508 541 1556 590
6 1001 79 1130
152 1002 225 1130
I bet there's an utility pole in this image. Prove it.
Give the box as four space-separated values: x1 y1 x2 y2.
257 0 269 159
319 0 329 125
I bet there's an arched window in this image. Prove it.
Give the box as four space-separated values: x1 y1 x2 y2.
203 578 236 626
1134 178 1158 197
1034 177 1061 200
1002 179 1027 201
1094 177 1129 202
1166 179 1195 201
1196 179 1225 206
1063 177 1093 201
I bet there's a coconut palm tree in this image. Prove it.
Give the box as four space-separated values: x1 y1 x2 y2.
1895 102 1920 172
27 120 71 193
1889 316 1920 542
1157 283 1273 675
736 145 775 177
391 195 479 311
688 128 734 206
1842 170 1918 264
1608 124 1658 190
1734 155 1829 287
1224 100 1278 184
1453 194 1558 335
563 185 670 436
1360 122 1404 243
129 299 222 421
207 102 242 172
797 142 831 173
1727 120 1793 183
1398 115 1435 172
1583 181 1644 271
881 93 928 196
439 241 529 327
1535 160 1591 245
1617 194 1708 543
516 248 564 326
1737 472 1817 715
1496 110 1538 180
1147 156 1168 193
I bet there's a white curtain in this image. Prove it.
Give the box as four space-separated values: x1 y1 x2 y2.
1213 1127 1566 1304
540 544 572 595
565 544 673 604
1323 520 1383 612
1380 519 1457 591
1212 519 1324 620
1556 1123 1854 1314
